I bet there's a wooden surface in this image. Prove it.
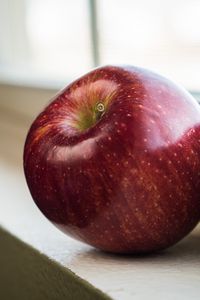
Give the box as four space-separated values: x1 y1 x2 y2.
0 92 200 299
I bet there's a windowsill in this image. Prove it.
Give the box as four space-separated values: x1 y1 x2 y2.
0 67 69 90
0 82 57 123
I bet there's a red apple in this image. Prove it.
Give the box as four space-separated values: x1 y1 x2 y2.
24 65 200 253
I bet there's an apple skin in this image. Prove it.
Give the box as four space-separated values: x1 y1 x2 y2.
24 65 200 254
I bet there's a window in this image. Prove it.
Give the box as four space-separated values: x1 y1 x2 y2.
0 0 200 90
98 0 200 91
0 0 93 86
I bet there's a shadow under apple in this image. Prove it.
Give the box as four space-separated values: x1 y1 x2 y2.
64 227 200 276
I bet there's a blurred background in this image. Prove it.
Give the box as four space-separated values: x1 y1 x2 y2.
0 0 200 206
1 0 200 88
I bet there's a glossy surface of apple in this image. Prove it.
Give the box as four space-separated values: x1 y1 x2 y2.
24 65 200 253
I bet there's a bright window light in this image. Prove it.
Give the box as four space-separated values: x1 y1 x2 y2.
0 0 200 90
25 0 92 79
98 0 200 90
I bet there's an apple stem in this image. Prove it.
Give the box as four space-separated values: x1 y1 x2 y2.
95 102 105 121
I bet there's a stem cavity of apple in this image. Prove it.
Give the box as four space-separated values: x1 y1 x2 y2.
75 101 106 132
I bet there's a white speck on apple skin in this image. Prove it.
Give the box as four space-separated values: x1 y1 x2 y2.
120 123 126 129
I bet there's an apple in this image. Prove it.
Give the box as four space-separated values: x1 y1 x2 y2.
24 65 200 253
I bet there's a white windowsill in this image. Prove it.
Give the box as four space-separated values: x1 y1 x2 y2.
0 70 67 91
